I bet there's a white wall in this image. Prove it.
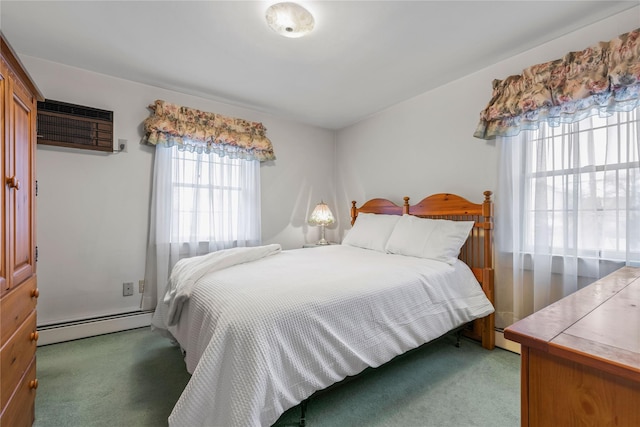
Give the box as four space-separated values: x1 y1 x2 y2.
335 7 639 327
25 57 335 326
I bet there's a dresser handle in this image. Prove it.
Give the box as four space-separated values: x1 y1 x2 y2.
31 288 40 298
6 176 20 190
30 331 39 342
29 379 38 389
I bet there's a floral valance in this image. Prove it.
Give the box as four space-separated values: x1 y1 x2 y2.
474 28 640 140
143 100 275 161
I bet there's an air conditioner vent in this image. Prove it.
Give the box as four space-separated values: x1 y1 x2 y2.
37 99 114 152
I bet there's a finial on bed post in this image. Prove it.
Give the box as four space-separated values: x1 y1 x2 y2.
482 191 493 228
351 201 357 226
403 197 410 215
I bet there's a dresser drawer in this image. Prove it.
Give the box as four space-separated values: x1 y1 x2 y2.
0 357 36 427
0 275 38 347
1 309 37 410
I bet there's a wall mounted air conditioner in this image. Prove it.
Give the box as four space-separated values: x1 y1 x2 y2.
37 99 114 152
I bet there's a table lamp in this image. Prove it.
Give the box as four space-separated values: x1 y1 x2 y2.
308 201 335 245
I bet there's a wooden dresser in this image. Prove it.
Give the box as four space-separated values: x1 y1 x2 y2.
1 32 42 426
505 266 640 427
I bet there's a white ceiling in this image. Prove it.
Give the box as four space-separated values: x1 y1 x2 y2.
1 1 638 130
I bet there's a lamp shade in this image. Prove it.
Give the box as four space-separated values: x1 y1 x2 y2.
308 201 335 226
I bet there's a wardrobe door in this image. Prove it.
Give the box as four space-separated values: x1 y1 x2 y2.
5 74 37 290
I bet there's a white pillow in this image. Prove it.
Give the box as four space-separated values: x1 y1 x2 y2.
342 213 401 252
385 215 474 264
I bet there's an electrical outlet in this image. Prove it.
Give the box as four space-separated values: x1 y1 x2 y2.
123 282 134 296
138 279 144 293
118 138 128 153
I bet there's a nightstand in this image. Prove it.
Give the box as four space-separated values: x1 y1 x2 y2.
302 243 336 248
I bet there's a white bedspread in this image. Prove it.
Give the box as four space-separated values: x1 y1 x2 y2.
163 244 282 326
153 245 494 427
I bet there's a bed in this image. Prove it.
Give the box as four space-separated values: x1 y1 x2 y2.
152 191 496 427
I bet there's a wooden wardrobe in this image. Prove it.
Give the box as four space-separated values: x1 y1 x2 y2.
1 32 42 426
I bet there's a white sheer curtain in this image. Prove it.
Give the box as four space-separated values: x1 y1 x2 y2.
142 145 261 315
495 108 640 329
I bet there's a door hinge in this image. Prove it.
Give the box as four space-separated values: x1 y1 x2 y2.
35 246 38 263
35 180 38 196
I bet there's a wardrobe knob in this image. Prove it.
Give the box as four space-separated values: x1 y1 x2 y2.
31 288 40 298
29 379 38 389
30 331 39 342
6 176 20 190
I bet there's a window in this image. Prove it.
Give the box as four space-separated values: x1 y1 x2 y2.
170 147 261 250
173 152 240 243
522 109 640 262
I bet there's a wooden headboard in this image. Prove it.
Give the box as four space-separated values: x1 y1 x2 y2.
350 191 495 350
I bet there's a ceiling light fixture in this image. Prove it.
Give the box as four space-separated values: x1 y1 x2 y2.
265 2 315 38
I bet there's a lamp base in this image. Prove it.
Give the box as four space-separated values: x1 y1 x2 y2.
316 224 330 245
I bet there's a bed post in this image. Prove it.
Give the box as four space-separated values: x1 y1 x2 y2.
481 190 495 350
402 197 410 215
299 399 308 426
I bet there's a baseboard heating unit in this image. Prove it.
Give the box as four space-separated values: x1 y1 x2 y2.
37 310 153 346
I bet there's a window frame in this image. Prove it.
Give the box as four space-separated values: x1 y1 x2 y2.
520 109 640 262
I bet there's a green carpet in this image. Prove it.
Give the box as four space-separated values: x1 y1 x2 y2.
34 328 520 427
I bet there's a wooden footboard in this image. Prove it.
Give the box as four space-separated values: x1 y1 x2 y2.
351 191 495 350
